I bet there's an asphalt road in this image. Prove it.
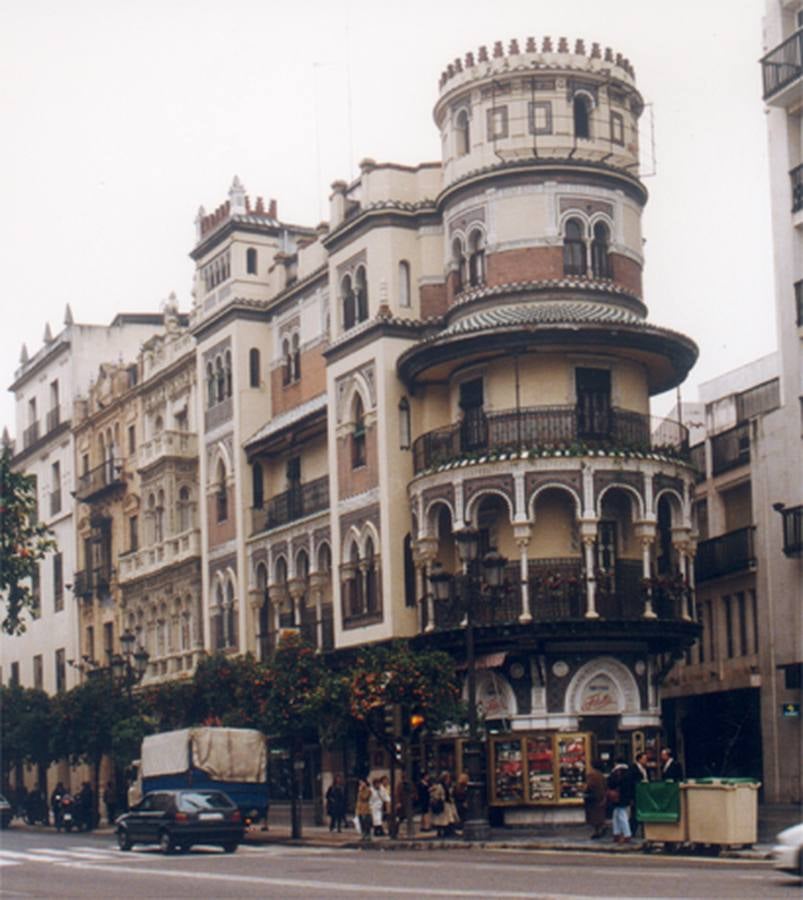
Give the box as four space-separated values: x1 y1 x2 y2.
0 827 798 899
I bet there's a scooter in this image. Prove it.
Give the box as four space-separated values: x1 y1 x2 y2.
58 794 75 833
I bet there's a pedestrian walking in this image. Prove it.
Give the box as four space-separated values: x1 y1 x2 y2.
355 779 372 840
103 781 117 825
325 774 347 833
659 748 683 781
50 782 65 829
583 759 607 839
429 771 458 837
606 759 634 843
78 781 94 831
453 771 469 828
369 777 385 836
417 772 432 832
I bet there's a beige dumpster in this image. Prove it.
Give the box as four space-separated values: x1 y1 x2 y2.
684 779 761 846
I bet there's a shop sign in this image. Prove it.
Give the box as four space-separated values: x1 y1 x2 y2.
781 703 800 718
579 674 620 713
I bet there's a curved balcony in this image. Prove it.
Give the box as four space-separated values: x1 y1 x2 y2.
422 559 692 635
412 406 688 474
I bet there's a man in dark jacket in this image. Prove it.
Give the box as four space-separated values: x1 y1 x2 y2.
660 748 683 781
628 752 650 835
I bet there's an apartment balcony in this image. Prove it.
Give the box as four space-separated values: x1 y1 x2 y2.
791 164 803 214
780 505 803 557
137 430 198 470
75 459 125 503
46 406 61 433
412 407 689 474
696 526 756 582
259 605 335 656
49 489 62 517
72 566 112 600
23 421 40 449
710 423 750 476
118 528 201 583
762 29 803 106
253 476 330 534
421 559 691 635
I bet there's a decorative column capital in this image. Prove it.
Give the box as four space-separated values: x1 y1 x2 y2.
414 536 439 564
248 589 263 611
513 523 532 546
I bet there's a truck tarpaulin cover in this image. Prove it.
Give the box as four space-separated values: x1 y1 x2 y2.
141 728 267 782
191 728 267 782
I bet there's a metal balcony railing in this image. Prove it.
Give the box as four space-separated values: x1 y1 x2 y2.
75 459 124 502
258 475 329 532
780 505 803 557
49 489 62 517
695 526 756 582
412 406 689 473
422 558 689 631
46 406 61 433
710 423 750 475
762 29 803 99
791 164 803 213
23 421 40 449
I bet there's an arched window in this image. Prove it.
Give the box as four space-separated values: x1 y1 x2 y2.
573 93 591 140
398 260 411 308
452 238 466 293
591 222 612 278
291 333 301 381
296 549 309 584
215 357 225 403
275 556 288 591
341 275 355 330
147 493 156 544
563 218 587 276
224 581 236 648
355 266 368 322
246 247 257 275
155 489 164 543
318 543 332 574
213 583 224 649
398 397 411 450
154 415 163 435
224 351 232 398
256 563 270 660
456 108 470 156
207 363 215 407
216 459 228 523
249 348 260 388
252 462 264 509
468 230 486 287
352 394 366 469
178 485 191 532
364 537 377 613
403 533 415 607
349 542 361 616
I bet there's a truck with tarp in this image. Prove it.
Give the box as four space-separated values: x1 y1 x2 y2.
127 727 268 823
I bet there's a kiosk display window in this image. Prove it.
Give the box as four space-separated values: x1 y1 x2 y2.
490 732 591 806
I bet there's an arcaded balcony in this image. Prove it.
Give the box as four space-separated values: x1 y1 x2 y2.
118 528 201 583
75 459 125 503
762 29 803 104
412 406 688 474
421 559 690 632
138 430 198 470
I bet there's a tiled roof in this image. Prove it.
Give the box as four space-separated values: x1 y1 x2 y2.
244 393 327 449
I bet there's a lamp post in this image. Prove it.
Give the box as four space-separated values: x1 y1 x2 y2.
429 528 507 842
111 630 150 702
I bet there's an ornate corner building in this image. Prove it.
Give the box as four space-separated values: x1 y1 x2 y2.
184 37 700 821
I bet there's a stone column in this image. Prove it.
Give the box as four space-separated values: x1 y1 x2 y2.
513 524 532 623
637 531 657 619
579 520 599 619
308 572 326 650
248 589 263 655
415 537 439 633
288 578 305 627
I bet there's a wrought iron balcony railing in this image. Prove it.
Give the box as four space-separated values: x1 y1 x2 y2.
422 558 689 631
23 421 40 449
780 505 803 557
695 526 756 582
412 406 689 473
75 459 125 502
762 29 803 100
255 475 329 533
46 406 61 433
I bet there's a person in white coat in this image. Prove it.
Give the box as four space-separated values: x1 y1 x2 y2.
369 778 385 836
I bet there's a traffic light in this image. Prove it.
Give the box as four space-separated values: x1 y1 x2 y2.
383 703 403 738
408 710 425 737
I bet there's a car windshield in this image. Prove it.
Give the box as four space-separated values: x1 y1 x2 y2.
176 791 233 812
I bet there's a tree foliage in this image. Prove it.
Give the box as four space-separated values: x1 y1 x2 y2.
0 444 57 635
0 685 55 782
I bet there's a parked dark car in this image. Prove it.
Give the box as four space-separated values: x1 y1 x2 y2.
116 789 244 854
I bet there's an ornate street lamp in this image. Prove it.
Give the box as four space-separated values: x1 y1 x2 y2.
114 629 150 701
429 539 508 842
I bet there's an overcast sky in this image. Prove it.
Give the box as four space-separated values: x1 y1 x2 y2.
1 0 774 434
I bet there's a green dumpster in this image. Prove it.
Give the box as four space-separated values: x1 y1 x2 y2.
637 781 687 843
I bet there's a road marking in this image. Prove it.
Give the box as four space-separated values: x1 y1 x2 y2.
48 859 693 899
0 849 64 864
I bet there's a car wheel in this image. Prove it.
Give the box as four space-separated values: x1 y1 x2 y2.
117 827 132 851
159 829 175 854
221 842 238 854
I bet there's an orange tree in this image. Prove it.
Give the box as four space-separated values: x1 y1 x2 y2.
0 444 56 635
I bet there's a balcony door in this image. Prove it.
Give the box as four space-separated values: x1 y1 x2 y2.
286 457 302 520
459 378 487 452
576 368 611 441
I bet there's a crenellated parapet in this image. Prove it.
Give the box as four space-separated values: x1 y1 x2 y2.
438 36 635 93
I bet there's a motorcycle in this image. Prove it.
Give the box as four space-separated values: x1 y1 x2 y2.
58 794 75 833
